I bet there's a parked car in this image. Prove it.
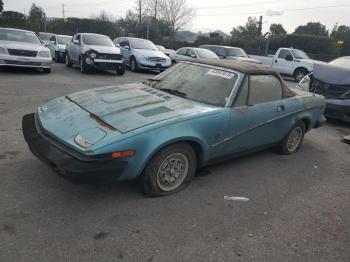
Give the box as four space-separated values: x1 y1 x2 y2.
113 37 171 72
298 56 350 123
170 47 219 64
65 33 125 75
22 59 325 196
47 34 72 63
0 27 52 73
250 48 324 82
38 32 55 45
200 45 261 64
156 44 175 57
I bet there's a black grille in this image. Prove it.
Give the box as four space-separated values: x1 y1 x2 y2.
5 60 41 66
8 49 38 57
96 53 122 60
147 57 166 63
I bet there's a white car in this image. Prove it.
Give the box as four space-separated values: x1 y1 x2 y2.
170 47 219 64
250 48 324 82
0 28 52 73
47 34 72 63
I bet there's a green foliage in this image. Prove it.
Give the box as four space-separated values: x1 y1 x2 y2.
294 22 328 36
28 3 45 31
331 24 350 56
0 11 28 29
270 24 286 36
0 0 3 13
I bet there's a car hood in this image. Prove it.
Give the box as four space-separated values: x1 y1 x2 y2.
134 49 168 58
0 40 44 51
66 83 212 133
85 45 120 54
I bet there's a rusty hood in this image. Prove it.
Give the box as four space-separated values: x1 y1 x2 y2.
65 83 212 133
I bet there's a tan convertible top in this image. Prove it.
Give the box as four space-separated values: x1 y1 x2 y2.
193 59 296 97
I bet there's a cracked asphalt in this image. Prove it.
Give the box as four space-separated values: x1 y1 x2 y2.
1 63 349 262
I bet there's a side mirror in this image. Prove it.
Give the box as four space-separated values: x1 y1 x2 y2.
124 45 130 50
115 43 120 47
50 40 55 44
73 39 80 45
285 55 293 61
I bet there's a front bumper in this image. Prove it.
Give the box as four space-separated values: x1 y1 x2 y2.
88 58 124 70
0 54 52 68
22 113 128 183
137 59 171 71
325 99 350 123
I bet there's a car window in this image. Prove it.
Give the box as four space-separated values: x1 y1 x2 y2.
196 49 219 59
217 47 226 57
278 49 292 59
226 48 248 58
82 34 113 46
187 49 196 57
177 48 187 55
57 36 71 45
248 75 283 105
129 38 157 50
234 78 249 107
50 35 56 42
291 49 309 59
145 63 239 107
120 40 130 48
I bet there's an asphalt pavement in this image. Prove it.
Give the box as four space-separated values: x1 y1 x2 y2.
0 63 349 262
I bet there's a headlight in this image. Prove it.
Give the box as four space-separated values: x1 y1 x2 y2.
0 46 8 55
90 52 97 59
38 51 51 57
298 75 311 92
135 53 145 60
74 134 92 149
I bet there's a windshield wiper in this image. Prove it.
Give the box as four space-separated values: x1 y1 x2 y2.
159 88 187 97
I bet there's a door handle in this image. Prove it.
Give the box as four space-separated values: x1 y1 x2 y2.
277 105 285 112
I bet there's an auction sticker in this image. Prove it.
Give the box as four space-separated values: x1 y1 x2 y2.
207 69 235 79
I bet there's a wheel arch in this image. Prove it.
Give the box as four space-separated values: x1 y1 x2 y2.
293 66 309 76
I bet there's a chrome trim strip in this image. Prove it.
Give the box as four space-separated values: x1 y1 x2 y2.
211 105 321 148
93 59 123 63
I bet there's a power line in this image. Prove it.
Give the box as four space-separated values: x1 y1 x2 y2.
198 3 350 16
197 0 285 10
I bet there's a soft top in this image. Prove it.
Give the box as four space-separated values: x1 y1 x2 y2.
189 59 296 97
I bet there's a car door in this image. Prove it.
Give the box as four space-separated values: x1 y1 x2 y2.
174 48 188 62
187 48 197 60
226 74 288 153
273 49 295 75
48 35 56 57
70 34 81 63
119 39 131 65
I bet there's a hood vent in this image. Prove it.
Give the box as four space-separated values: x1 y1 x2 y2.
138 106 173 117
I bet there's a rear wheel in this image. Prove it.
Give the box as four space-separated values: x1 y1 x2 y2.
65 53 73 67
278 121 306 154
142 143 197 197
130 57 138 72
294 68 308 82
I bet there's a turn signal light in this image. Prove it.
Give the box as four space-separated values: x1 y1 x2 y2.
111 150 136 158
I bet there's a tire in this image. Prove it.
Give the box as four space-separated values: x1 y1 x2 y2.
130 57 138 72
142 143 197 197
278 121 306 155
43 68 51 74
171 60 176 66
54 52 59 63
65 53 73 67
294 68 308 82
80 57 89 74
116 63 126 75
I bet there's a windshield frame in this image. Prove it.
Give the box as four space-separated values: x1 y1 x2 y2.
145 61 244 107
81 34 114 47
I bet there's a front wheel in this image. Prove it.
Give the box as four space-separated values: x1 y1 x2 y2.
294 68 308 82
278 121 306 154
142 143 197 197
65 53 73 67
116 63 126 75
80 57 89 74
130 57 138 72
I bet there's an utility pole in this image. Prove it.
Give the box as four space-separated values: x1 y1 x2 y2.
138 0 142 24
44 12 47 32
258 16 263 35
154 0 157 20
62 3 65 18
146 22 149 39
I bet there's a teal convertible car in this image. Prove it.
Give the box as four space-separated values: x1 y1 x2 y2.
22 60 326 196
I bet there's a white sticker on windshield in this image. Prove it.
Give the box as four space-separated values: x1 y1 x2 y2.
207 69 234 79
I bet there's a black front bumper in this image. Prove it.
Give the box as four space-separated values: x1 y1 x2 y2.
325 100 350 123
22 113 128 183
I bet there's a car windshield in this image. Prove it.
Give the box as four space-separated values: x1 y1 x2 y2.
82 35 113 46
291 49 309 59
57 36 72 45
329 57 350 68
0 29 41 44
196 49 219 59
130 38 157 50
144 63 239 107
226 48 248 57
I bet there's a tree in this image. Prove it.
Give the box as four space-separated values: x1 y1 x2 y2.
231 17 261 40
0 0 4 13
294 22 328 36
158 0 196 37
331 24 350 56
270 23 286 36
28 3 45 31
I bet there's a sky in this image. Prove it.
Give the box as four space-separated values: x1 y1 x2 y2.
3 0 350 34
